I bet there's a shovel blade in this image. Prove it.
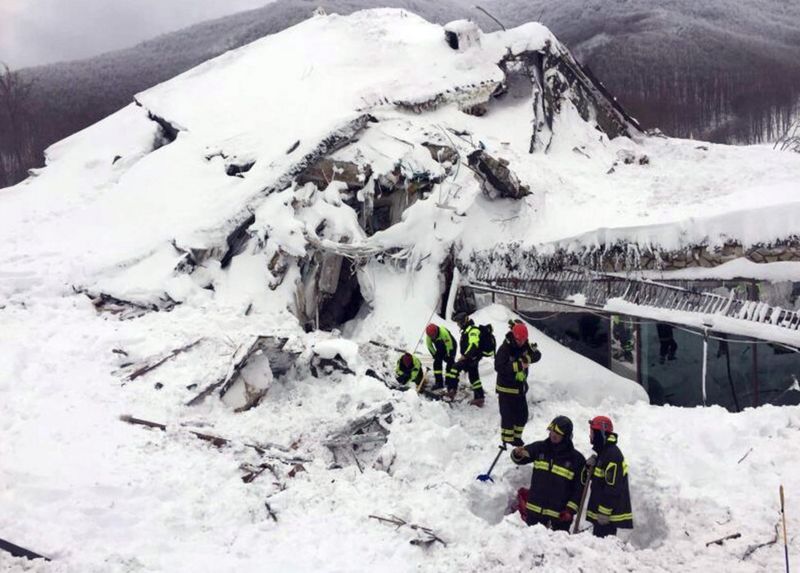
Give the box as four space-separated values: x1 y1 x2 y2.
476 474 494 483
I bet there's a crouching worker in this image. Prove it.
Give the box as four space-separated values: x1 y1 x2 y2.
585 416 633 538
394 353 425 393
511 416 586 531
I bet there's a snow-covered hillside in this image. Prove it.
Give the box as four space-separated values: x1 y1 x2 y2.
2 9 799 572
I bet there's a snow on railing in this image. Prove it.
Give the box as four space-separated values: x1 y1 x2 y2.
464 265 800 335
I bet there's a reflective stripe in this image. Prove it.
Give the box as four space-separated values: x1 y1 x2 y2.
465 326 481 355
471 381 483 389
433 369 442 375
502 435 515 443
622 460 629 476
593 467 605 478
587 510 633 522
551 465 575 480
445 370 458 379
533 460 549 471
598 505 613 515
501 430 515 435
496 385 520 394
605 462 618 486
524 503 559 519
566 501 578 512
515 371 526 382
512 361 519 373
526 502 542 513
513 426 525 431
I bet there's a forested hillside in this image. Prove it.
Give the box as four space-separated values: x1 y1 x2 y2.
2 0 799 187
484 0 800 143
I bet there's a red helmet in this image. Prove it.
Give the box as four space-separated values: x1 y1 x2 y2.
401 353 413 367
511 322 528 343
425 323 438 338
589 415 614 433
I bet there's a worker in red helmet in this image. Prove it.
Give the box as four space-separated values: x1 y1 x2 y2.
394 352 424 392
493 319 541 447
585 416 633 537
424 323 458 395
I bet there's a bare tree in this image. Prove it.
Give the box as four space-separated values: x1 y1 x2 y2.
0 62 36 187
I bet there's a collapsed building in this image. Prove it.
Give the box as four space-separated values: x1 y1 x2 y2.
6 9 800 412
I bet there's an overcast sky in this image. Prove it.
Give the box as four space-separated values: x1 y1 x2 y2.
0 0 274 69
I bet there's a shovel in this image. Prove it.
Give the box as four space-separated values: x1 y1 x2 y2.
476 445 506 482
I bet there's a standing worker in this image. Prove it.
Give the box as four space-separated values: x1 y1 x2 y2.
425 323 459 395
585 415 633 538
494 320 540 447
511 416 586 530
454 313 487 407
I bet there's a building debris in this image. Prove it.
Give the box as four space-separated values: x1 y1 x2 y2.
368 514 447 547
324 403 393 469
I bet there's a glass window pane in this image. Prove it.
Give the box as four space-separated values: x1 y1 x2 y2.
757 343 800 406
705 334 754 412
519 310 609 368
610 315 637 382
640 322 703 406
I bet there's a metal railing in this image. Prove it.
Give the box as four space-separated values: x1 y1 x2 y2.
466 268 800 334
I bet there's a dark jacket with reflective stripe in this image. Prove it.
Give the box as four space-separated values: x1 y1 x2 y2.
586 433 633 528
494 332 540 396
426 326 456 360
511 438 586 518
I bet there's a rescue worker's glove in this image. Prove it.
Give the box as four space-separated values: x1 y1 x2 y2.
558 509 574 522
595 514 610 525
586 454 597 467
510 446 528 462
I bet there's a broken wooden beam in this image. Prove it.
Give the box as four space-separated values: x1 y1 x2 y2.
240 462 280 484
368 514 447 547
0 537 50 561
125 338 203 382
705 532 741 547
119 415 310 464
742 524 779 560
323 432 390 448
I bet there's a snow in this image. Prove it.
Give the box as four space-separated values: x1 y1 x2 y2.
312 338 360 365
1 7 800 573
617 257 800 282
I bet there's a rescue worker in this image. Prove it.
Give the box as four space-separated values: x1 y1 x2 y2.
511 416 586 531
585 415 633 538
425 323 458 395
656 323 678 364
494 320 540 446
394 353 424 393
454 313 487 407
611 315 634 363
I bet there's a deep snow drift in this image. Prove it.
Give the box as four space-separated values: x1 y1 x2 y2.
2 8 800 572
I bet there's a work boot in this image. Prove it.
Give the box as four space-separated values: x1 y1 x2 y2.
469 397 485 408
